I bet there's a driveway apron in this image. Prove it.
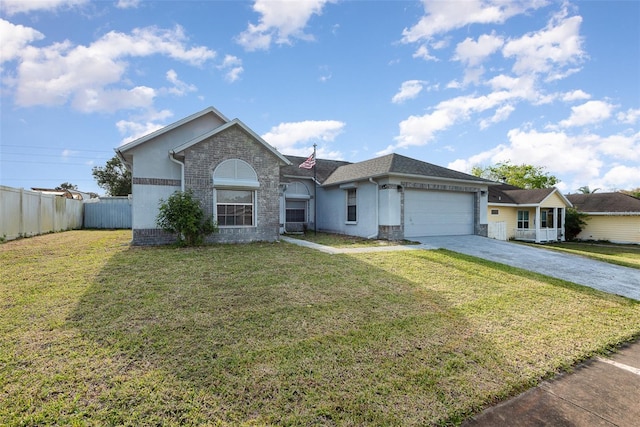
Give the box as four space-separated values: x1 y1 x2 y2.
414 235 640 301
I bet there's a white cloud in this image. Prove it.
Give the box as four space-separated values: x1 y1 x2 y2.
391 80 427 104
217 55 243 82
73 86 156 113
453 32 504 66
502 10 585 78
236 0 335 51
558 100 614 128
165 69 197 96
479 104 515 129
596 132 640 161
0 19 44 64
0 0 86 15
116 109 174 145
381 89 516 154
261 120 345 154
617 108 640 125
562 89 590 102
600 165 640 191
412 44 437 61
116 0 140 9
10 25 215 113
402 0 547 58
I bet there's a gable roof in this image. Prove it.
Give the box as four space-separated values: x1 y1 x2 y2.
280 155 351 183
489 183 572 206
322 153 494 186
117 106 229 154
566 192 640 214
170 119 291 165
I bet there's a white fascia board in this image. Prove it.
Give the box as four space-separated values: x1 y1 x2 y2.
582 212 640 216
539 188 573 208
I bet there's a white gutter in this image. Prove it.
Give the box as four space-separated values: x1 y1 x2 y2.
368 178 379 239
168 151 185 191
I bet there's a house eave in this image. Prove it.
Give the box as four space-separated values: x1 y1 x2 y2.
171 119 292 166
117 106 229 154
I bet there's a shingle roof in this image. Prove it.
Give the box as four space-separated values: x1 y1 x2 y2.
489 183 559 205
321 153 493 186
566 192 640 213
281 156 351 183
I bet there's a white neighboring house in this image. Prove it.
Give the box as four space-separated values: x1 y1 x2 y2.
116 106 494 245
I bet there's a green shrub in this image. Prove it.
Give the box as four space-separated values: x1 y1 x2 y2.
564 207 588 241
156 190 217 246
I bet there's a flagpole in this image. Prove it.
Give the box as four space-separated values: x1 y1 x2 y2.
313 143 317 235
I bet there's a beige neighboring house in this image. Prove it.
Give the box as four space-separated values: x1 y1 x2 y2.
566 192 640 244
487 184 573 243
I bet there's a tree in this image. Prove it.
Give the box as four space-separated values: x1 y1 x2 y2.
156 190 217 246
56 182 78 191
92 155 132 196
471 161 559 189
577 186 600 194
621 188 640 199
564 207 588 241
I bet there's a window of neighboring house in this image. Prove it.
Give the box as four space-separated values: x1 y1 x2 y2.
286 200 306 223
517 210 529 229
491 209 499 215
346 188 357 222
216 189 254 226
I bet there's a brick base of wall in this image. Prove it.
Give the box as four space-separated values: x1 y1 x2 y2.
133 228 177 245
378 225 404 241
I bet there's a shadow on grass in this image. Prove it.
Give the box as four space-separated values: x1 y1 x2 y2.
67 242 640 425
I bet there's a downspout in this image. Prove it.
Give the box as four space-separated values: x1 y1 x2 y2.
367 178 379 239
168 151 185 191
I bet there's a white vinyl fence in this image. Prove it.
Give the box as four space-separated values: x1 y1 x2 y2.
0 185 84 241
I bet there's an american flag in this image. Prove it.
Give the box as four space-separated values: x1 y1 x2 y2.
299 152 316 169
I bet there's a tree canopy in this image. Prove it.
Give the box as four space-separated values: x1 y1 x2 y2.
56 182 78 191
471 161 559 189
91 155 132 196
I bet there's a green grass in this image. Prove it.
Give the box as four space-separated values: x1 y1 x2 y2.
1 231 639 426
523 241 640 269
285 230 416 248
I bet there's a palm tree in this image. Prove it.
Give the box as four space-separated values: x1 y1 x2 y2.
577 186 600 194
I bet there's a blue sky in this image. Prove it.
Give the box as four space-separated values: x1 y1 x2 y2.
1 0 638 196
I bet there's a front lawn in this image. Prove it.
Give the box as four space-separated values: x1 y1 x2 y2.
528 241 640 269
1 231 639 426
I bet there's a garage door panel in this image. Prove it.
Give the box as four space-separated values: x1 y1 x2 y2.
405 190 474 237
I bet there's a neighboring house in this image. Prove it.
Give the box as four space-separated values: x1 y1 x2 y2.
116 106 494 245
566 192 640 244
487 183 572 243
31 187 89 200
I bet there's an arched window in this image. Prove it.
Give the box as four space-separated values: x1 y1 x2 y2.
213 159 259 227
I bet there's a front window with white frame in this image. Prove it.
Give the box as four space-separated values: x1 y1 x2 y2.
216 189 254 226
346 188 357 223
212 159 259 228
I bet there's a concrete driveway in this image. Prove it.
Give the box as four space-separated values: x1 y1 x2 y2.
414 235 640 301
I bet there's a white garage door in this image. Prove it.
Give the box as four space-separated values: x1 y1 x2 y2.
404 190 474 237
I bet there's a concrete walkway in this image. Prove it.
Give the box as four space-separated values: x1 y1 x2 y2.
279 236 420 254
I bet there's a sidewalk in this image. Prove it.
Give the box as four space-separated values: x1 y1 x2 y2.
279 236 419 254
462 339 640 426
